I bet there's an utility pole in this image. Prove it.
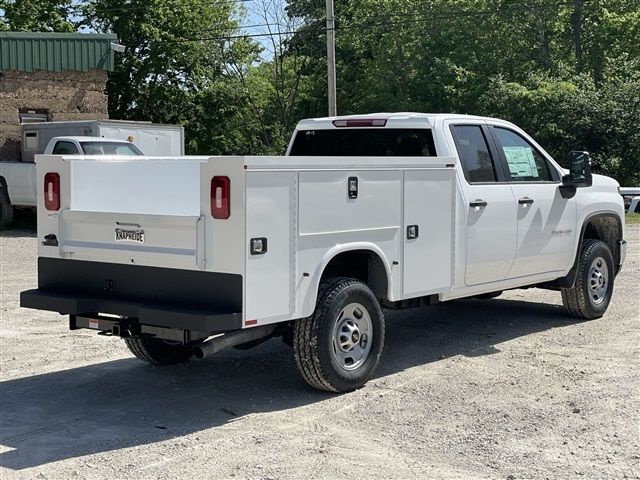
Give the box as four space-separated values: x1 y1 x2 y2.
325 0 337 116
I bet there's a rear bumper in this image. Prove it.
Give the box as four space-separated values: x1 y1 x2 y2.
20 257 243 333
20 289 242 332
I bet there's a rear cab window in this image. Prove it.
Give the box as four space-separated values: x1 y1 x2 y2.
450 125 500 183
52 141 79 155
289 129 436 156
80 142 143 155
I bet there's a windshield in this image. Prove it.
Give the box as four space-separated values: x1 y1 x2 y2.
80 142 143 155
289 129 436 156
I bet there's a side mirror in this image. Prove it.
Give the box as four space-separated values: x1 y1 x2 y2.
565 151 593 188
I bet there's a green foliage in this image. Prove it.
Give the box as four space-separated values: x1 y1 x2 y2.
80 0 263 154
0 0 74 32
1 0 638 184
285 0 640 185
478 69 640 185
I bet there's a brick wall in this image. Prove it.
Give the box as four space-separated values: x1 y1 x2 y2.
0 69 109 161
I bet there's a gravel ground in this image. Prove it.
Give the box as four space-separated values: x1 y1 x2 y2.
1 224 638 480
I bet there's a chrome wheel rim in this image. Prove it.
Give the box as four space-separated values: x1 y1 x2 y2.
589 256 609 305
332 302 373 371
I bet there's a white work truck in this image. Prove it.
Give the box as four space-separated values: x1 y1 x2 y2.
20 113 627 392
0 120 183 225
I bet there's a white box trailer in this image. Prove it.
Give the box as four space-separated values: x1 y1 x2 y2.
20 113 626 392
21 119 184 161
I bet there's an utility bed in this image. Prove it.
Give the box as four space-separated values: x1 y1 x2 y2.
21 153 456 332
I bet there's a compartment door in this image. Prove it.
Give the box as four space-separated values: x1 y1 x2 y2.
402 169 455 297
244 171 296 324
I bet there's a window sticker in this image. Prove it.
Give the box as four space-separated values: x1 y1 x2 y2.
503 146 539 178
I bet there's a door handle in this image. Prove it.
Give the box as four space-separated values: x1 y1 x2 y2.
518 197 534 206
469 199 488 208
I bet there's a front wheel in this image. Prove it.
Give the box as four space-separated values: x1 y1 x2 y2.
124 337 194 365
561 239 615 320
293 277 385 392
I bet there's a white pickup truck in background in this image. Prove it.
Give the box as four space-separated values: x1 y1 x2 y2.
0 120 184 225
20 113 626 392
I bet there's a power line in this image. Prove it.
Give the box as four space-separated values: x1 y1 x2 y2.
64 0 640 46
129 1 579 44
67 0 257 13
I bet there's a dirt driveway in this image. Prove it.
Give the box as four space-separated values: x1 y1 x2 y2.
1 225 638 480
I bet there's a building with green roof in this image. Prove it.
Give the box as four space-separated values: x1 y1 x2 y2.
0 31 118 160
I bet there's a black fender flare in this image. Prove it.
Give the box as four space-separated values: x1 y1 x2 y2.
550 211 623 288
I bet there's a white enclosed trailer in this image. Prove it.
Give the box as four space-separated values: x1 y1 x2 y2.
20 119 184 162
21 113 626 392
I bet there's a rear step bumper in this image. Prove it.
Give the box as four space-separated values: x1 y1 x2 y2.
21 289 242 332
20 257 244 333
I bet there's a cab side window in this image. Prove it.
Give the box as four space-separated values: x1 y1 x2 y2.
52 141 79 155
451 125 498 183
493 128 553 182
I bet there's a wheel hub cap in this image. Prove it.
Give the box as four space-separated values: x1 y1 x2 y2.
332 303 373 371
589 256 609 305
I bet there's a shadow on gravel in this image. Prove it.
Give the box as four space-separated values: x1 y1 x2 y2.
0 297 577 470
0 208 37 237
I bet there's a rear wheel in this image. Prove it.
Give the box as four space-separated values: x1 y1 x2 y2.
561 239 614 320
124 337 194 365
293 277 385 392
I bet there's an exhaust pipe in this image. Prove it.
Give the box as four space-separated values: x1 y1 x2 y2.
193 325 276 359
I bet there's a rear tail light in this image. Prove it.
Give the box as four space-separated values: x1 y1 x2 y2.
44 172 60 211
211 176 230 219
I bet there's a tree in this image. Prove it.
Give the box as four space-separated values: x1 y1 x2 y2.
80 0 260 154
283 0 639 185
0 0 74 32
223 0 314 154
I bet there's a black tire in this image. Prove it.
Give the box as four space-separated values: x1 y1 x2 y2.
475 290 503 300
124 337 194 365
561 239 615 320
0 179 13 227
293 277 385 393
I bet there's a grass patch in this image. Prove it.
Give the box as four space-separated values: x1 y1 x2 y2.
626 213 640 224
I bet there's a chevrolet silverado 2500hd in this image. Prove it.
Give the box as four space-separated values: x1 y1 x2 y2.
20 113 627 392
